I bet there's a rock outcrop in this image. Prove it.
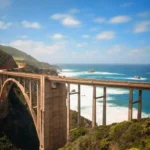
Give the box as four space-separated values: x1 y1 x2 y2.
0 50 17 70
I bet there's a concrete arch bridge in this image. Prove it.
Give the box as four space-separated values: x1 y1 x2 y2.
0 71 150 150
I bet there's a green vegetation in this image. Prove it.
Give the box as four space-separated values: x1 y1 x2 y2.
0 132 22 150
71 110 92 129
60 119 150 150
13 57 25 61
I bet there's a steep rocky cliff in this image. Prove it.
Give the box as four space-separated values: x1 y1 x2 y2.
0 49 17 69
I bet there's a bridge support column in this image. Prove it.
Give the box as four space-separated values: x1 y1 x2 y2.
128 89 133 121
39 77 67 150
29 79 32 108
77 84 81 127
103 87 106 126
137 90 142 120
67 83 70 141
37 80 41 139
92 85 96 127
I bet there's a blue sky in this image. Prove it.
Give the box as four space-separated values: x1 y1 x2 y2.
0 0 150 64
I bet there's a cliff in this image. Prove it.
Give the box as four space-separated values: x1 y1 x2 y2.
0 50 17 69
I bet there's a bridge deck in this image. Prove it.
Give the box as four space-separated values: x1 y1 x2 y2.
0 71 42 79
48 76 150 90
0 71 150 90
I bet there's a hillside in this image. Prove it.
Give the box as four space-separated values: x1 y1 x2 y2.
0 45 61 71
0 49 11 66
60 118 150 150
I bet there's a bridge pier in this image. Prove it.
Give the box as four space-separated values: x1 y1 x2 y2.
67 83 70 142
92 85 96 127
137 90 142 120
39 77 67 150
128 89 133 121
103 87 106 126
128 89 143 121
77 84 81 127
92 86 107 127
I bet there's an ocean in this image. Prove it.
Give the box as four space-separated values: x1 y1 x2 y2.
58 64 150 125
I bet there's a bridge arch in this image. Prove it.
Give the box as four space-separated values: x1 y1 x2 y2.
0 78 38 133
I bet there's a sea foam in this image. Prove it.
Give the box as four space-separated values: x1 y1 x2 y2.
125 77 147 81
59 71 124 77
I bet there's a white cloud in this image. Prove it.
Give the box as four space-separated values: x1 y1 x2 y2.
62 16 81 27
109 15 131 24
138 11 150 17
120 2 133 7
8 40 64 56
51 13 81 27
69 8 79 14
93 16 131 24
77 42 88 47
82 34 90 38
96 31 115 40
51 33 64 39
93 17 106 23
134 21 150 33
0 21 12 29
0 0 11 8
21 20 42 29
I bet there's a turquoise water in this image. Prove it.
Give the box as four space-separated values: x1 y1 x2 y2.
58 64 150 124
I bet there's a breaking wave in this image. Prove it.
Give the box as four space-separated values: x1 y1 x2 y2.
59 71 124 77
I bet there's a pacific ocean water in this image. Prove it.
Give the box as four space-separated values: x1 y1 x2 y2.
58 64 150 124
